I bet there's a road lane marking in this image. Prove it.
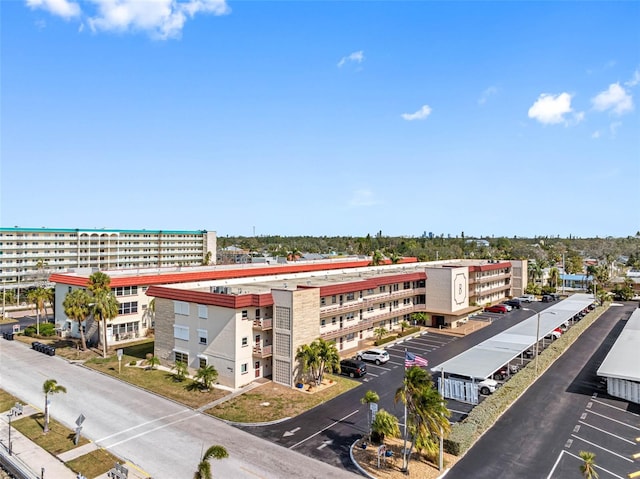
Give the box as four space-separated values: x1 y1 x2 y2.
579 420 637 444
289 410 359 450
103 413 200 448
586 410 640 431
96 409 193 442
571 434 634 463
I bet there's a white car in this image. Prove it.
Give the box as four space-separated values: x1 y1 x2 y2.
478 378 498 395
356 349 390 365
517 294 535 303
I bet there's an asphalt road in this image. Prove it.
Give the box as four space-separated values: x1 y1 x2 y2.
0 339 362 479
238 303 553 471
445 301 639 479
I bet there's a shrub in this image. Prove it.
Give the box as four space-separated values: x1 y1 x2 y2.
397 327 420 338
374 336 396 346
23 323 55 337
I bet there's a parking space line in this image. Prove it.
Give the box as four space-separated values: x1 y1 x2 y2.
570 434 634 463
546 449 566 479
561 450 626 479
586 410 640 431
289 410 359 450
578 420 637 444
591 399 640 417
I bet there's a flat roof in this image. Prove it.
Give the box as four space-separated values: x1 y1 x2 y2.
431 294 596 379
597 308 640 382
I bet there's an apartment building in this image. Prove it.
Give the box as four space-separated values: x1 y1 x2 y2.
49 257 521 389
0 227 217 297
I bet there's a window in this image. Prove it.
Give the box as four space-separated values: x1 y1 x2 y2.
175 351 188 364
118 301 138 315
114 286 138 296
379 286 386 293
332 295 336 304
174 325 189 341
320 297 326 306
241 363 248 374
255 309 261 319
380 303 386 310
321 319 326 327
346 292 355 301
199 357 207 368
174 301 189 316
198 305 208 319
242 310 248 319
198 329 208 345
242 337 248 347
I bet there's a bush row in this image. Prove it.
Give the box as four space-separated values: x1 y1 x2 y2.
373 327 423 346
444 304 608 456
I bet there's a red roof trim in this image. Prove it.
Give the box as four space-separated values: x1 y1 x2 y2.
146 286 274 308
48 258 419 288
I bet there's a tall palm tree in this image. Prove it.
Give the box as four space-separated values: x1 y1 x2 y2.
91 289 119 358
314 338 340 385
62 289 91 350
579 451 599 479
194 445 228 479
87 271 111 294
549 267 560 291
42 379 66 434
370 250 385 266
395 366 448 472
26 287 53 335
296 343 320 385
361 390 380 440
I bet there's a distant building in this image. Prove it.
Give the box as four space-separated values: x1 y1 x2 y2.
0 227 216 297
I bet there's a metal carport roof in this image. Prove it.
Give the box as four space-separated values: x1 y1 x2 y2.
430 293 596 379
597 307 640 382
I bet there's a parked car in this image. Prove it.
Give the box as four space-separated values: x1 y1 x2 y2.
517 294 535 303
340 359 367 378
356 348 390 365
503 298 522 309
541 294 554 302
478 378 499 395
546 328 562 340
493 364 520 380
485 304 509 314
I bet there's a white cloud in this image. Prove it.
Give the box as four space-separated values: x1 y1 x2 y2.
26 0 81 19
592 83 633 115
24 0 229 39
527 92 573 125
591 130 601 139
401 104 432 121
348 189 380 207
337 50 364 68
626 69 640 87
478 86 498 105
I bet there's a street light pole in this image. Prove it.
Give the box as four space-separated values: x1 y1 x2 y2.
7 410 13 456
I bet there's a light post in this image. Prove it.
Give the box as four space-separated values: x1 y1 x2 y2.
7 410 13 455
523 308 556 377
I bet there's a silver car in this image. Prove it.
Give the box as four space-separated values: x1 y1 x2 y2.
356 349 390 365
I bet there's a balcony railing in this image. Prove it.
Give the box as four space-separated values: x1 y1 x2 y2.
320 304 417 340
252 344 273 357
253 318 273 330
320 288 426 316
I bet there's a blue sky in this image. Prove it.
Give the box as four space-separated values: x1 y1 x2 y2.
1 1 639 239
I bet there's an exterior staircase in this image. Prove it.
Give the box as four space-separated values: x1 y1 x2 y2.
84 315 100 347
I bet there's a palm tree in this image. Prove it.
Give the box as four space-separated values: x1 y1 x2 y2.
296 343 320 386
395 366 449 472
91 289 119 358
62 289 91 350
314 338 340 385
87 271 111 294
361 390 380 440
549 267 560 291
370 409 400 444
370 250 385 266
42 379 66 433
173 361 188 381
195 365 218 390
145 353 160 370
579 451 599 479
194 445 228 479
27 287 52 335
374 327 388 342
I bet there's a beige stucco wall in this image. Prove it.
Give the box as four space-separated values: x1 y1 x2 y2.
425 267 469 312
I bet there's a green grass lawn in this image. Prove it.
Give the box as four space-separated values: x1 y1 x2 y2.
208 374 361 423
85 343 229 409
0 389 21 413
66 448 122 478
12 413 90 455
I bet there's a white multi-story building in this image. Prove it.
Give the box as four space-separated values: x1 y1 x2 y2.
0 226 216 298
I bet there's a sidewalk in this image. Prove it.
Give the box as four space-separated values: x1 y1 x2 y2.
0 405 150 479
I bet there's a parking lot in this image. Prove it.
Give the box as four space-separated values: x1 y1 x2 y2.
547 392 640 479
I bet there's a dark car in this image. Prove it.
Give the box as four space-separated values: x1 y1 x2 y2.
542 294 555 302
485 304 509 314
503 298 522 309
340 359 367 378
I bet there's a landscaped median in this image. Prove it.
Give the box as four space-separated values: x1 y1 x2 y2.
444 303 610 456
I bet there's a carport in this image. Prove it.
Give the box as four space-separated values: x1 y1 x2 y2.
432 293 596 404
597 307 640 404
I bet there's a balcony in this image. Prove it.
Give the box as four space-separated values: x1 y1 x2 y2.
320 288 426 316
320 304 417 341
253 344 273 357
252 318 273 330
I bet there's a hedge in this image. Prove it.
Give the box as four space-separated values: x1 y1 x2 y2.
444 303 609 456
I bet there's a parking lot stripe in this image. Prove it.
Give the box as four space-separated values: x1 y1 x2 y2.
629 471 640 479
592 399 640 417
570 434 634 463
578 420 637 444
561 450 626 479
289 410 359 450
586 410 640 431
